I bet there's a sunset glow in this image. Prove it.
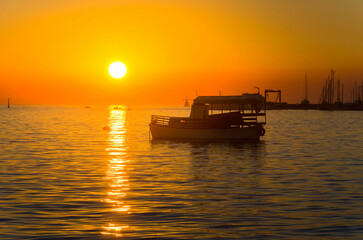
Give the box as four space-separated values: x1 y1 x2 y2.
1 1 363 105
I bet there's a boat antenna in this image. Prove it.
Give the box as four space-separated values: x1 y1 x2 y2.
254 86 260 94
305 71 308 101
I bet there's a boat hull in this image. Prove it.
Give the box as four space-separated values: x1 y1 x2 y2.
150 123 264 141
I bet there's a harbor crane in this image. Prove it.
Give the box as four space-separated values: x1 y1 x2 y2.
265 89 281 104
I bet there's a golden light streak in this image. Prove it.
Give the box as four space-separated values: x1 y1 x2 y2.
101 224 129 237
103 107 130 237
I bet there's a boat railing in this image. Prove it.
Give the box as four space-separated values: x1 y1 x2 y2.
151 115 171 126
208 112 266 125
242 114 266 125
151 115 204 128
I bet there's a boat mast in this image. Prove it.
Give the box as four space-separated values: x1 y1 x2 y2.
337 77 340 103
341 84 344 103
305 71 308 102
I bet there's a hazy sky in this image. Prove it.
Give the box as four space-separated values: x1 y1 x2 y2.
1 0 363 105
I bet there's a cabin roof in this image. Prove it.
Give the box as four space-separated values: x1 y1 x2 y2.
193 93 265 105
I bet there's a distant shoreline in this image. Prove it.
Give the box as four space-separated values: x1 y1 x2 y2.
266 102 363 111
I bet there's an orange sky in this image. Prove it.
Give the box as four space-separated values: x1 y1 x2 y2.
1 0 363 105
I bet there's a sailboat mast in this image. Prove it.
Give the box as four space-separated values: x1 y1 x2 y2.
305 71 308 101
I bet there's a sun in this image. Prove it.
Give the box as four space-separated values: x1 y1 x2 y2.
108 61 127 79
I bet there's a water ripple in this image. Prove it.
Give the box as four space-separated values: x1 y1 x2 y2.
0 106 362 239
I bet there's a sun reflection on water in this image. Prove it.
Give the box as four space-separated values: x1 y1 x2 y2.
102 107 130 237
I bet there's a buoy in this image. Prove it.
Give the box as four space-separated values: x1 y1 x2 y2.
103 126 111 131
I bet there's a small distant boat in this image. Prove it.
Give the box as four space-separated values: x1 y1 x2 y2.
184 97 190 107
150 93 266 141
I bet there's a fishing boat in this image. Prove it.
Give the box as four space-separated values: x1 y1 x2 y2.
150 93 266 141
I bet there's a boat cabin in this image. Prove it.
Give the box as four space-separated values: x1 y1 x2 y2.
151 93 266 129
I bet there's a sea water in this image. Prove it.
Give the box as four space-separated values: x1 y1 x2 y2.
0 105 362 239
